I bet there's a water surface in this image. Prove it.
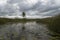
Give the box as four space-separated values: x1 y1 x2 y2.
0 21 51 40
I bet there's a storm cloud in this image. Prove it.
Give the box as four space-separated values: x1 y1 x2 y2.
0 0 60 18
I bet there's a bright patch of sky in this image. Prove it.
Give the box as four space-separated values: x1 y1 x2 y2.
0 0 7 5
40 0 49 5
25 0 38 5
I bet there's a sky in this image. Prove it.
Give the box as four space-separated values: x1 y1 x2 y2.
0 0 60 18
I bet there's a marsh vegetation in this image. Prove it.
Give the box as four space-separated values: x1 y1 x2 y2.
0 13 60 40
36 14 60 40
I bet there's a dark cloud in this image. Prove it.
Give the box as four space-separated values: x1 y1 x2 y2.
7 0 23 4
0 0 60 17
44 9 60 16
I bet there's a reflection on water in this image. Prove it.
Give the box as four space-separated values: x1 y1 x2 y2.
0 21 51 40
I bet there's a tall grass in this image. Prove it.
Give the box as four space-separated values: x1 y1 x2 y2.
48 14 60 34
37 14 60 34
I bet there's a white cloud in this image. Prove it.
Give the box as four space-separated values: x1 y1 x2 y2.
0 0 7 5
40 0 49 5
25 0 38 5
55 0 60 5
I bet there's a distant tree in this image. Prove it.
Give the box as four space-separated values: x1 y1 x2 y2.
22 12 26 17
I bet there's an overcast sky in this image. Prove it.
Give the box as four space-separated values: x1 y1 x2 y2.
0 0 60 18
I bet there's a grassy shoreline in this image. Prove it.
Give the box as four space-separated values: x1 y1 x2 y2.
0 18 41 24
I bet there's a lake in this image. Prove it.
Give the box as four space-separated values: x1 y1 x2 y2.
0 21 52 40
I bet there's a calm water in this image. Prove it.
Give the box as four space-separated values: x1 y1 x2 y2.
0 21 51 40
